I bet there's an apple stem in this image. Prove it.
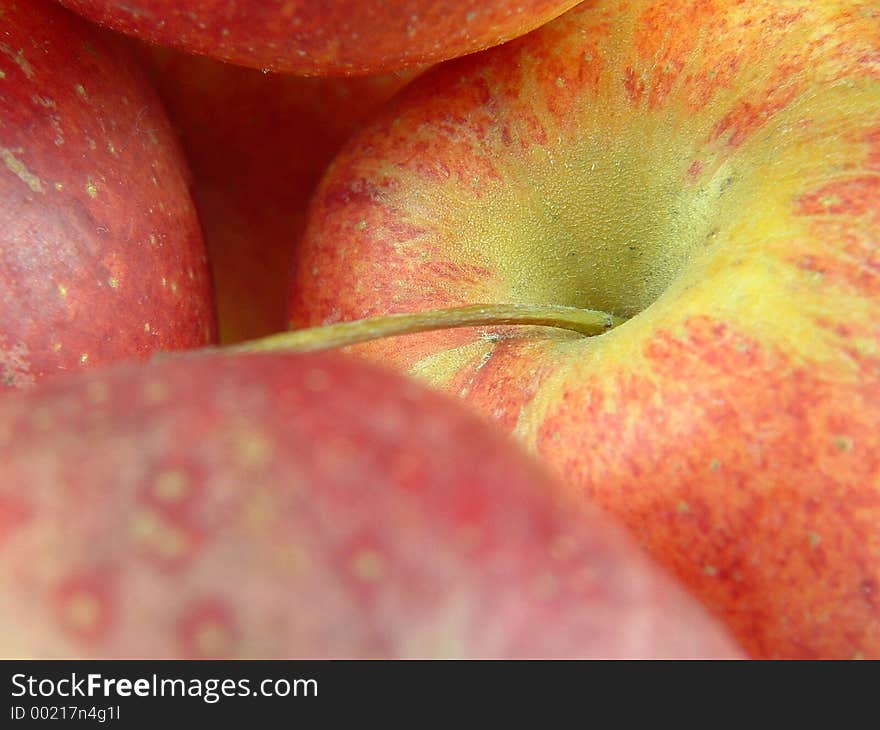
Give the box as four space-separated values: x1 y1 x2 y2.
229 303 624 354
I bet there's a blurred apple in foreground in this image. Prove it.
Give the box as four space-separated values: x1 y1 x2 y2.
0 0 216 391
140 48 415 342
287 0 880 658
0 351 740 658
56 0 581 76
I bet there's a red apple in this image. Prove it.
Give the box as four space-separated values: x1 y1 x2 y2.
139 47 416 342
55 0 582 76
0 350 741 658
0 0 217 390
286 0 880 658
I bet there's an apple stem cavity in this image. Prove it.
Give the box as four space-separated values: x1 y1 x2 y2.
230 303 624 354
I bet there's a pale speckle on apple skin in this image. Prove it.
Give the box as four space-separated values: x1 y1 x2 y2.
130 508 191 563
532 572 559 600
176 599 241 658
242 490 278 532
234 428 274 471
192 618 235 658
142 380 170 404
304 368 331 392
0 43 34 78
548 534 579 562
350 549 386 582
0 147 45 193
85 380 109 405
62 591 102 635
0 340 35 389
27 408 53 432
153 470 189 502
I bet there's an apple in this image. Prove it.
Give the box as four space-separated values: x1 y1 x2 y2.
138 47 416 342
285 0 880 658
0 0 217 390
55 0 582 76
0 350 741 658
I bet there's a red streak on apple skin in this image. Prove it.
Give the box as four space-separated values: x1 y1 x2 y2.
0 0 216 390
537 316 880 659
688 160 706 178
420 261 497 288
796 176 880 297
624 66 647 106
711 88 803 148
489 8 612 126
799 176 880 218
444 339 564 433
866 127 880 171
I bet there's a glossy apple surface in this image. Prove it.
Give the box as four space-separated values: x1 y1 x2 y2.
0 351 740 658
0 0 216 390
288 0 880 658
141 48 415 342
56 0 581 75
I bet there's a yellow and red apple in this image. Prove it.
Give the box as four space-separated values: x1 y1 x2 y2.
287 0 880 658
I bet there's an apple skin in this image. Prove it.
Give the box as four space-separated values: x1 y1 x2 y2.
288 0 880 658
0 351 741 658
0 0 217 390
56 0 581 76
139 47 416 342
